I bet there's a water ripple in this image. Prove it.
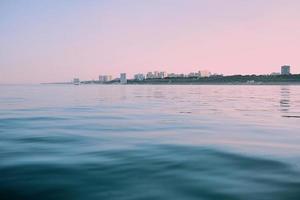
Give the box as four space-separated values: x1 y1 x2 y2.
1 85 300 199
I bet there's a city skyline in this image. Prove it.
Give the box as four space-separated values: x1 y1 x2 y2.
1 0 300 84
74 64 293 84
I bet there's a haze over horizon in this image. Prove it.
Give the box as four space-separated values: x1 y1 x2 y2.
1 0 300 84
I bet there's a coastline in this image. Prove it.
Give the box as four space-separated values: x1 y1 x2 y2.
42 74 300 86
41 82 300 86
126 82 300 86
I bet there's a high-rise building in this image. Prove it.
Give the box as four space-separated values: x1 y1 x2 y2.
281 65 291 75
120 73 127 84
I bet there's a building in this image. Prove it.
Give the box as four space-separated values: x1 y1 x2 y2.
99 75 104 82
188 72 199 77
199 70 211 77
146 72 154 79
73 78 80 85
99 75 112 83
210 73 223 77
167 73 177 78
107 75 113 82
167 73 185 78
153 71 160 78
270 72 280 76
158 71 167 79
120 73 127 84
134 73 145 81
146 71 167 79
281 65 291 75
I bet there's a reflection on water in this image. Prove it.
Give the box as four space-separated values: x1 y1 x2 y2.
280 86 300 118
0 85 300 200
280 86 290 113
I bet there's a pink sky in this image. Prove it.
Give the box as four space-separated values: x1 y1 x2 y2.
0 0 299 83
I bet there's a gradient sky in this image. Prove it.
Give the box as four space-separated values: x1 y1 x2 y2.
1 0 300 83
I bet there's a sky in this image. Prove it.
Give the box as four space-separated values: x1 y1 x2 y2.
0 0 300 83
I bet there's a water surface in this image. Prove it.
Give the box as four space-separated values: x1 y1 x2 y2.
1 85 300 200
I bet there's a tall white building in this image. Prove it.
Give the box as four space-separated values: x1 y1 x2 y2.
120 73 127 84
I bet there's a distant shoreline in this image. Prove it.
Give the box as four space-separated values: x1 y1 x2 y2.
42 74 300 86
41 82 300 86
126 82 300 85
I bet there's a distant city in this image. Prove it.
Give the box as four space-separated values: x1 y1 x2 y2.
72 65 294 85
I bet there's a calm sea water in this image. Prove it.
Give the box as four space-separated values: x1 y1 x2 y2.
1 84 300 200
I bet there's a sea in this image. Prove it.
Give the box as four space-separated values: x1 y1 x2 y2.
0 84 300 200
